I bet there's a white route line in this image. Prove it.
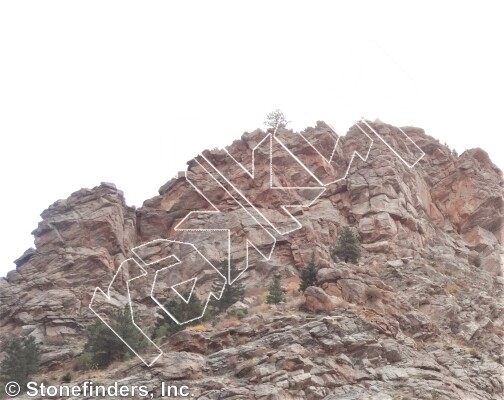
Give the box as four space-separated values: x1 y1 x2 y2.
298 124 341 164
171 277 198 304
89 257 163 367
89 118 426 367
175 165 277 285
359 119 425 168
224 130 271 178
142 239 227 326
199 128 326 236
275 121 374 186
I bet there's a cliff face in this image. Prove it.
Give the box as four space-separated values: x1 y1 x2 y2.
1 120 503 399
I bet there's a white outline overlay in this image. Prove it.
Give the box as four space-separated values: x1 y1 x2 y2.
89 257 163 367
89 117 426 367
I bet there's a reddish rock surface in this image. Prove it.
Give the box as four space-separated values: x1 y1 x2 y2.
1 120 503 399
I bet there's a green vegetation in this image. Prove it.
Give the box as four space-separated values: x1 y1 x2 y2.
73 352 95 372
81 307 147 370
299 256 318 292
60 372 72 383
266 276 285 304
0 336 41 390
151 292 204 340
227 308 248 320
332 226 361 264
209 264 245 314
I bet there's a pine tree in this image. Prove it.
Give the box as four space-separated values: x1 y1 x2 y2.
83 307 147 369
182 291 204 322
264 109 290 129
152 292 204 340
210 264 245 313
332 226 361 264
0 336 40 389
152 299 184 339
299 257 318 292
266 276 285 304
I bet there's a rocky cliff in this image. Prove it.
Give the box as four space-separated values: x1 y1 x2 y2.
1 120 503 399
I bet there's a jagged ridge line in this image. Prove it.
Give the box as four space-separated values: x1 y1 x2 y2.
273 120 374 186
88 118 426 367
359 119 425 168
198 151 324 236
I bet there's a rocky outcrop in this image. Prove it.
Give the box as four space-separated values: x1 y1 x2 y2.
0 183 136 365
304 286 339 312
1 120 503 399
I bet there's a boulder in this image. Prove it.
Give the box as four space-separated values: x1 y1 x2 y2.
304 286 338 312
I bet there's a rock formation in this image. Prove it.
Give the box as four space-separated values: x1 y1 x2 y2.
1 120 503 399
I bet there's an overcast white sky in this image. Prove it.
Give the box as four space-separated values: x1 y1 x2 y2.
0 1 503 277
